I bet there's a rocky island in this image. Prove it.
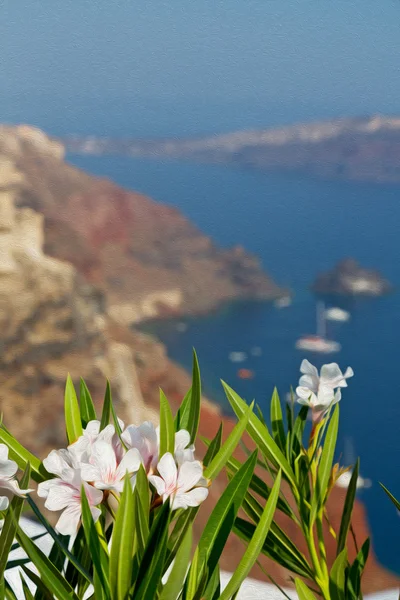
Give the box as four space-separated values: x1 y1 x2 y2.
312 258 393 296
63 114 400 183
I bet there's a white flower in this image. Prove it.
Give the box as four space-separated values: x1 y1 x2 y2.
174 430 195 465
121 422 159 473
68 420 123 463
38 448 103 536
0 444 32 510
296 359 354 422
80 439 141 493
149 453 209 511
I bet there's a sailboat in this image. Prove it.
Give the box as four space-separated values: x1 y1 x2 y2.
295 302 341 353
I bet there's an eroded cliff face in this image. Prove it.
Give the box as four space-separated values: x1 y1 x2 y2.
0 124 285 328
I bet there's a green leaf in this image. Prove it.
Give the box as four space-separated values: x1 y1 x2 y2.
337 460 360 556
100 380 112 431
174 349 201 444
219 471 281 600
233 517 313 579
159 526 192 600
186 451 257 598
290 405 309 461
204 401 254 481
311 404 339 523
348 538 370 598
270 388 286 452
16 526 79 600
65 374 83 444
21 566 54 599
0 427 49 483
110 474 136 600
329 548 348 600
222 382 296 487
26 496 92 586
80 378 97 427
19 574 35 600
0 463 31 579
295 578 318 600
202 424 223 468
81 485 110 597
132 501 171 600
380 483 400 511
165 507 199 574
159 390 175 457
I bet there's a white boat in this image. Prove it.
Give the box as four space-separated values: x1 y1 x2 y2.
325 307 350 322
335 438 372 490
295 302 341 353
274 296 292 308
228 351 247 363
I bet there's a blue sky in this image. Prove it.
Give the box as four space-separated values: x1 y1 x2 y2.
1 1 400 134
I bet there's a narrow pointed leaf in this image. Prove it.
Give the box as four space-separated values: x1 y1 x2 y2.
204 402 254 481
79 378 97 427
295 578 318 600
348 538 370 598
160 526 192 600
16 527 79 600
380 483 400 511
219 471 281 599
202 424 223 467
270 388 286 452
174 350 201 444
110 474 135 600
65 374 83 444
311 405 339 524
329 548 348 600
100 381 112 431
81 486 110 597
337 459 359 556
159 390 175 457
222 381 296 487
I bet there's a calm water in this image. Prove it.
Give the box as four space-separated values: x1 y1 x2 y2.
68 153 400 574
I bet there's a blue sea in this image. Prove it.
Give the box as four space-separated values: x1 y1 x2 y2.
67 151 400 574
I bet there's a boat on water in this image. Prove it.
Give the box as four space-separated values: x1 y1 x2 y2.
237 368 254 379
295 302 341 353
274 296 292 308
325 307 350 322
335 438 372 490
228 351 247 363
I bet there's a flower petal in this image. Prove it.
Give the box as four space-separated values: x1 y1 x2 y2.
172 487 209 510
148 475 166 497
116 448 141 480
177 460 203 493
0 496 9 511
157 453 177 490
174 430 191 451
55 505 82 536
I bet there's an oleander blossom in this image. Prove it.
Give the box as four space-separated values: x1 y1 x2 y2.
296 359 354 423
0 444 32 511
149 452 209 511
37 448 103 536
80 439 141 493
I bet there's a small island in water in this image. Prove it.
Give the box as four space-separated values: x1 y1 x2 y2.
312 259 393 296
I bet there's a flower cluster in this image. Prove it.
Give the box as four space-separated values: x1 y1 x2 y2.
296 359 354 423
37 420 209 536
0 444 32 511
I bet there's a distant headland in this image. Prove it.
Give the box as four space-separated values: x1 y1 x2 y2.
61 114 400 184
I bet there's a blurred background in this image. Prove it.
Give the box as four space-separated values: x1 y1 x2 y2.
1 0 400 587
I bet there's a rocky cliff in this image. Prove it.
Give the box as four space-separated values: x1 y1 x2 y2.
313 259 393 296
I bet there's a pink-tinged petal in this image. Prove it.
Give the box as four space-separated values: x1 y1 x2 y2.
92 440 117 476
43 450 71 477
149 475 166 497
43 481 77 511
177 461 203 493
157 453 177 490
174 430 191 451
55 505 82 536
0 496 9 510
116 448 141 480
83 481 103 506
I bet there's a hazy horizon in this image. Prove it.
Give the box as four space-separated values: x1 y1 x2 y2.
2 1 400 136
